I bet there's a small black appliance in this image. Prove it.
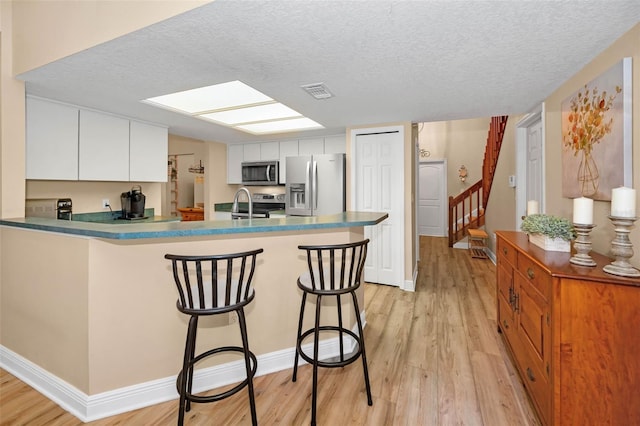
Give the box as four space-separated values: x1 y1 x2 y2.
120 185 147 219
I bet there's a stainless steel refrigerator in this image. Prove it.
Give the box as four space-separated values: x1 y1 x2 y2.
285 153 345 216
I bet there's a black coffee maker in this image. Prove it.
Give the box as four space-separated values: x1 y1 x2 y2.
120 185 146 219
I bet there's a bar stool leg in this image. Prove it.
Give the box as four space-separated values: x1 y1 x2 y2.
178 316 197 426
336 294 345 362
311 294 322 426
352 292 372 405
292 292 307 382
237 308 258 426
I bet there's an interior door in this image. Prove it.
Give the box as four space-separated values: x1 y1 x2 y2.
526 119 543 210
418 161 446 236
354 130 404 287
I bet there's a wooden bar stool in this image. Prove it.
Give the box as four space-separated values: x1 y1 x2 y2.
165 248 263 426
292 239 372 426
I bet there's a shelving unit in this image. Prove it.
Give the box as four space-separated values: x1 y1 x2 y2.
467 228 488 259
168 155 178 217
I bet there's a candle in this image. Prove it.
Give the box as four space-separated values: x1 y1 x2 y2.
527 200 539 215
611 187 637 218
573 197 593 224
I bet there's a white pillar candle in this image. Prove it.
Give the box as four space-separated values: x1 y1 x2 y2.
573 197 594 224
527 200 539 215
611 187 637 218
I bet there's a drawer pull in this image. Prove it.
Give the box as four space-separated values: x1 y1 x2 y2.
503 320 509 329
527 267 535 279
503 247 508 255
526 367 536 382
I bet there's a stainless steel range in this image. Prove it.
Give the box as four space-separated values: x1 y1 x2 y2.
231 192 285 219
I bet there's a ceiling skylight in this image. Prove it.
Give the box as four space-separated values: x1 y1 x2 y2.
143 80 324 135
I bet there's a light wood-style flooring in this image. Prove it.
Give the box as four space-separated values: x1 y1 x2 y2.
0 237 540 425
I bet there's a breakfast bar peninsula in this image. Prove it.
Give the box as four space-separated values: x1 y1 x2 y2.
0 212 387 421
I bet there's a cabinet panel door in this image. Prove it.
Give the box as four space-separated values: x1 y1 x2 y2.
278 140 298 183
260 141 279 160
26 97 79 180
79 110 129 181
323 135 346 154
243 144 261 162
227 144 243 184
298 138 324 155
516 274 547 362
129 121 168 182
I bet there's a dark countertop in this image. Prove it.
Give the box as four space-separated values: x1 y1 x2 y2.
0 211 388 240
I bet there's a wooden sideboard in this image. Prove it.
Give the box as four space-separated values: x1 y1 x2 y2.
496 231 640 426
177 207 204 221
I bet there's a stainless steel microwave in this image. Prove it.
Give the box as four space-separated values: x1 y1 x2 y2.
241 161 279 186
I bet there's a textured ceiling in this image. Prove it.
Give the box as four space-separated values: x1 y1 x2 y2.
18 1 640 144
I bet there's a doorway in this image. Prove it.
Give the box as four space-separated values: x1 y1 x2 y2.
352 127 405 289
418 160 447 236
516 105 545 228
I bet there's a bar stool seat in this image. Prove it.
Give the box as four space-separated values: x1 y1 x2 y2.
165 248 263 426
292 239 372 426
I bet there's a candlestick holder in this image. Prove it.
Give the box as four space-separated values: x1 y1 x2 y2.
570 223 596 267
603 216 640 278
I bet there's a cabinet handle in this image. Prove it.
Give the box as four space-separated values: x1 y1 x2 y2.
513 293 520 312
503 247 508 255
526 367 536 382
527 267 535 279
502 320 509 329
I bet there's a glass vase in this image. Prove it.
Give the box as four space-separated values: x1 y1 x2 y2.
577 149 599 197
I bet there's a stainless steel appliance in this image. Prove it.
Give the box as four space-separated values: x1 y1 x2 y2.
120 185 146 219
285 153 345 216
241 161 279 186
231 191 286 219
25 198 73 220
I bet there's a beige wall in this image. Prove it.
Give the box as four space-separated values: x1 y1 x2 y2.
544 23 640 264
418 117 491 197
12 0 209 75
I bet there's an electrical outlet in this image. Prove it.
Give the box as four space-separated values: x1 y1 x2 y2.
229 312 238 325
102 199 110 209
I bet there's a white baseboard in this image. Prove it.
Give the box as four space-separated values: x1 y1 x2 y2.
0 314 366 423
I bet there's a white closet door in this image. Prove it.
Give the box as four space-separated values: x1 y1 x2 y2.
355 130 404 287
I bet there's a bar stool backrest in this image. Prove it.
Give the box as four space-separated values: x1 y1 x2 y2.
298 239 369 292
165 248 263 315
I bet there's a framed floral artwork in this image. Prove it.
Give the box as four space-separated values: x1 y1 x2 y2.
561 57 632 201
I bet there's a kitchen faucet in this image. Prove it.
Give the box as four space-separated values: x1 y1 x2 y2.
232 187 252 219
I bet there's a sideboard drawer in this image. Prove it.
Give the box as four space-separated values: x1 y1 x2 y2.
517 255 551 300
497 237 517 267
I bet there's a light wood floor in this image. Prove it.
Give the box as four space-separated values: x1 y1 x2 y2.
0 236 540 425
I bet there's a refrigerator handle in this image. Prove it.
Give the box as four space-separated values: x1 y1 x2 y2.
312 160 318 210
305 160 311 209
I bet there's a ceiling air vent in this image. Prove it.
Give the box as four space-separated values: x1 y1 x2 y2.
301 83 333 100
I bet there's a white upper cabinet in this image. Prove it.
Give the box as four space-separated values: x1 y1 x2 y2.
227 144 244 184
323 135 346 154
298 138 324 155
130 121 168 182
260 141 279 160
278 140 299 183
78 110 130 181
26 97 79 180
243 144 261 162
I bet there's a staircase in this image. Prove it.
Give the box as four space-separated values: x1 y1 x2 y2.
448 116 508 247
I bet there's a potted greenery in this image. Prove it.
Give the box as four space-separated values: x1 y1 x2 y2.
520 214 576 252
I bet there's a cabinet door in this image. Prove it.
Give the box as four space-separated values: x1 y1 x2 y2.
323 135 346 154
243 144 261 162
298 138 324 155
129 121 168 182
260 141 279 160
26 97 79 180
227 144 244 184
278 140 298 183
79 110 130 181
